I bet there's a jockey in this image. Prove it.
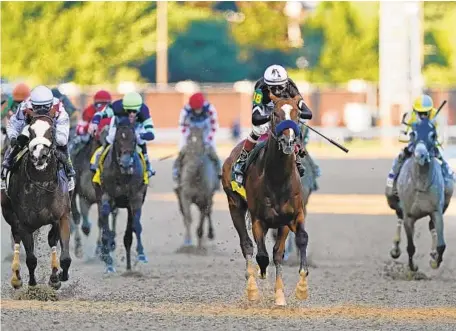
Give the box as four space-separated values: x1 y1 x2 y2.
1 83 31 126
1 85 76 190
172 92 221 189
231 64 313 187
69 90 112 156
386 94 454 192
88 91 156 177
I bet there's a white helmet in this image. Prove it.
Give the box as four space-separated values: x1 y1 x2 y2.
263 64 288 86
30 85 54 114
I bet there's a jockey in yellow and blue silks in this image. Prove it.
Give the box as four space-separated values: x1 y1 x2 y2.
88 92 156 177
386 94 454 192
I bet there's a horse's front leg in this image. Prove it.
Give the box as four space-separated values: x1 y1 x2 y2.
227 201 257 301
99 195 115 273
294 209 309 300
21 230 38 287
132 203 148 263
390 219 403 259
180 193 193 247
403 216 418 272
430 211 446 269
48 224 62 289
58 211 72 282
273 225 289 306
79 197 92 236
252 220 269 279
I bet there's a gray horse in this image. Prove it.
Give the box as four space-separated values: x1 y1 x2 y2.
70 126 118 259
95 117 148 273
1 113 72 289
175 126 218 248
386 117 453 271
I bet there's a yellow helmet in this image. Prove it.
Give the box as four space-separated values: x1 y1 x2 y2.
413 94 434 113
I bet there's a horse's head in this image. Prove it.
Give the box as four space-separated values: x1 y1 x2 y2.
186 125 205 155
411 117 437 166
269 93 301 155
27 112 55 171
114 116 137 172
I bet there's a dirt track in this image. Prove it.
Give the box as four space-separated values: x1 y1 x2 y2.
2 154 456 330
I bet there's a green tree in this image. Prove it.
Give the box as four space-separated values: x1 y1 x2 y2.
298 2 379 83
168 19 248 82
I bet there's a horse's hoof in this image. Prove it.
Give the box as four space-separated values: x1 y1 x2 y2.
183 239 193 247
11 277 23 289
136 254 148 263
429 258 439 269
58 272 69 282
409 264 418 273
49 280 62 290
208 230 214 240
275 289 287 306
390 247 401 259
81 224 91 236
95 244 102 257
105 265 116 274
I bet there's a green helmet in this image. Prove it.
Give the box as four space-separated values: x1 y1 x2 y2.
123 92 142 112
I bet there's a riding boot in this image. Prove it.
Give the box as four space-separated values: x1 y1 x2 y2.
205 144 222 190
435 150 455 181
173 147 185 187
55 145 76 191
232 137 257 185
386 148 410 194
1 145 20 189
139 144 155 177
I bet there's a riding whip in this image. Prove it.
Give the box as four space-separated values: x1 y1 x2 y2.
301 123 349 153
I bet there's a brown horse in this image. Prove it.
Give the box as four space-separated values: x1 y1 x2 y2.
221 93 309 306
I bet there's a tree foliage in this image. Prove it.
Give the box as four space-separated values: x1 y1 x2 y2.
1 1 455 86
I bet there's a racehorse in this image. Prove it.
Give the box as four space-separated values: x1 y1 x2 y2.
386 117 453 271
70 122 118 259
175 125 218 248
95 117 148 273
222 93 310 306
1 111 72 289
271 150 317 261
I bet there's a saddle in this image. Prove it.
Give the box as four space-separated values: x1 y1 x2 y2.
92 145 149 185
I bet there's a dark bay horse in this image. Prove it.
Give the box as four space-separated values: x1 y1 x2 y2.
387 117 453 271
1 111 72 289
70 124 118 258
175 125 218 248
222 93 310 306
95 117 148 273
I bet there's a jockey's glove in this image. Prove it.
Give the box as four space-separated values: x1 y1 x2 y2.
88 123 98 135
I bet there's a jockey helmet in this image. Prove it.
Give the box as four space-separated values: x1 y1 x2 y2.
189 92 205 112
123 92 142 112
413 94 434 118
30 85 54 115
94 90 112 111
12 83 31 102
94 90 112 103
264 64 288 96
